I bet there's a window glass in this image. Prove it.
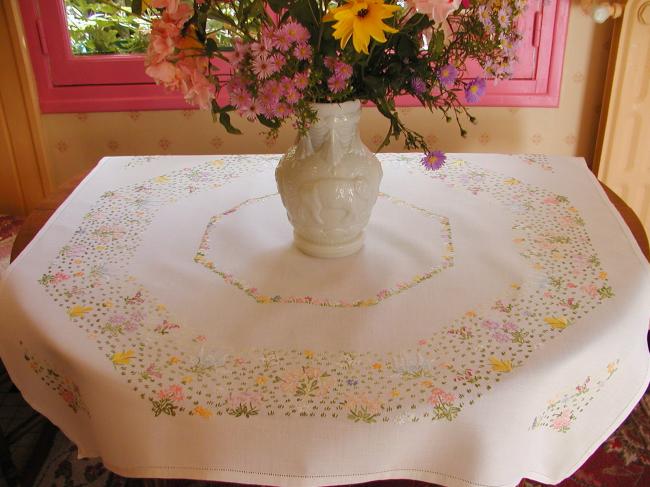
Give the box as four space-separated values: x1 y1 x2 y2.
64 0 235 55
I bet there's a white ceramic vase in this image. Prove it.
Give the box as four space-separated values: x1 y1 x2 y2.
275 100 383 258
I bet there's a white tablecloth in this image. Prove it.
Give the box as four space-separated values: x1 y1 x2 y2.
1 153 649 487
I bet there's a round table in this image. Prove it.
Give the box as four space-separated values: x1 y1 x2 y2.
3 154 649 487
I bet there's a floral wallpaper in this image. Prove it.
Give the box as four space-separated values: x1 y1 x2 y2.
41 6 612 187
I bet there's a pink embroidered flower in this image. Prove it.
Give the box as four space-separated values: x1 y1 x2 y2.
551 409 573 431
429 387 455 406
481 319 500 330
59 388 76 406
158 384 184 402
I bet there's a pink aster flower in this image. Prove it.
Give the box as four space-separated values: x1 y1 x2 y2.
239 99 261 121
250 39 272 59
327 75 347 93
421 150 446 170
260 79 282 98
252 56 274 79
336 61 353 80
271 53 286 71
293 42 312 61
230 89 252 109
283 21 310 43
276 102 293 119
284 86 301 105
293 71 310 90
272 28 293 52
324 56 337 70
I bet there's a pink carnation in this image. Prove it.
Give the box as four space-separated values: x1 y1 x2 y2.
146 19 179 65
145 61 178 87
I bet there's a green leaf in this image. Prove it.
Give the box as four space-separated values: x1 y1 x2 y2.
219 112 242 135
131 0 142 15
268 0 286 14
257 115 281 129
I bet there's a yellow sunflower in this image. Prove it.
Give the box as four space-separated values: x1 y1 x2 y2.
325 0 401 54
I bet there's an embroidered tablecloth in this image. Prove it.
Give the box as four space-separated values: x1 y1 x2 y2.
1 153 649 487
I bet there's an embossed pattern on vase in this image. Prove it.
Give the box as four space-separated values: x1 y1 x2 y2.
276 100 382 256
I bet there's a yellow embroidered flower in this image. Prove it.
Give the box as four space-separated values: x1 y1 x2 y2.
371 362 383 370
390 389 400 398
489 357 513 373
68 305 93 318
256 375 268 386
607 362 618 375
111 350 134 366
544 316 569 330
181 375 193 384
599 271 608 280
154 175 169 184
168 356 181 365
504 177 520 185
303 350 314 359
193 406 213 419
325 0 401 54
464 310 476 318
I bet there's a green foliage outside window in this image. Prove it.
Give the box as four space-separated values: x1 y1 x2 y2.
65 0 233 55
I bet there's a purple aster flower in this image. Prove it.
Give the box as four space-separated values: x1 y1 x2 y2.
421 150 446 171
411 77 427 95
465 77 486 103
438 64 458 89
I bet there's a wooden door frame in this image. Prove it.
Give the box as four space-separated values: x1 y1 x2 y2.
0 0 51 216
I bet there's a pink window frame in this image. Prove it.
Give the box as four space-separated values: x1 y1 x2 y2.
20 0 569 113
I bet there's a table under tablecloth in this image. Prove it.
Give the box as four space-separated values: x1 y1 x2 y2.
1 153 648 487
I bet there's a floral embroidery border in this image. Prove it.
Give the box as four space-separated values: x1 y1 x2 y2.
23 344 90 416
35 154 615 424
194 192 454 307
531 360 619 432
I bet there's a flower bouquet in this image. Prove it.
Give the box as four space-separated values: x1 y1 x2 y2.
138 0 526 155
136 0 528 257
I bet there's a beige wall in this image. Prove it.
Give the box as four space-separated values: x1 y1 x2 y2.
41 4 612 187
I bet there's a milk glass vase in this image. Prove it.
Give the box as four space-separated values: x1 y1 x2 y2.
275 100 383 258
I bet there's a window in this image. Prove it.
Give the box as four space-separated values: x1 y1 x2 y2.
20 0 569 113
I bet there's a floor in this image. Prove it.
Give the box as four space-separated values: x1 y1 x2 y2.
0 214 649 486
